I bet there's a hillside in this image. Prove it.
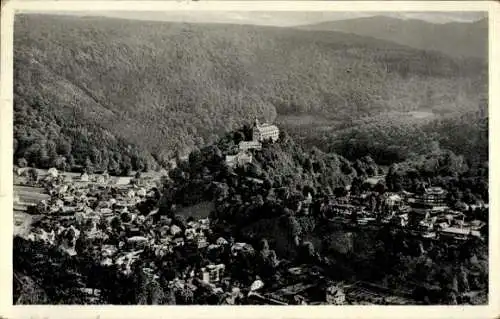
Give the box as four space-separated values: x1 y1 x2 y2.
298 16 488 60
159 126 488 294
14 14 487 174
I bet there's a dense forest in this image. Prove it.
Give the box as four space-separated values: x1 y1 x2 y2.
160 128 488 302
299 16 488 59
14 14 487 174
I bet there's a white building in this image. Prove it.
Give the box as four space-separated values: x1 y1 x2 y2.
252 119 279 142
384 193 403 209
225 152 253 168
326 285 345 305
239 141 262 151
200 264 225 284
48 167 59 178
80 173 89 182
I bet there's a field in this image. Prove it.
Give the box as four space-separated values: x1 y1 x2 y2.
14 185 49 237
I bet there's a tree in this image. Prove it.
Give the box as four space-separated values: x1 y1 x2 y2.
334 187 347 198
374 181 386 194
110 216 122 231
350 177 363 196
84 157 94 174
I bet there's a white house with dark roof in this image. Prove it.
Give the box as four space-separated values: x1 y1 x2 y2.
252 118 279 142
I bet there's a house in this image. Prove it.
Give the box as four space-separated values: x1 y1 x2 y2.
237 152 253 166
225 155 237 168
48 167 58 178
231 242 254 256
57 185 69 195
170 225 182 236
411 187 447 214
96 175 106 185
439 226 472 241
200 264 225 284
199 218 210 229
252 118 280 142
172 237 185 247
197 236 208 249
225 151 253 168
365 175 385 187
216 237 229 246
80 173 89 182
185 228 196 240
239 141 262 151
115 177 132 186
127 236 149 249
247 291 288 305
326 285 346 305
270 283 316 304
136 188 147 197
245 177 264 185
384 193 403 209
16 167 29 176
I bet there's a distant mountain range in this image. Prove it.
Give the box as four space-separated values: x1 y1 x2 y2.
298 16 488 59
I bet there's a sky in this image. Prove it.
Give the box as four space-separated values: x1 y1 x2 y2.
35 11 487 27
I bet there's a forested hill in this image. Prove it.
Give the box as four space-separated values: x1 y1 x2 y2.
298 16 488 60
14 14 487 174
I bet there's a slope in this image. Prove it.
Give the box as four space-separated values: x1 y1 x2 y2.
298 16 488 60
14 14 487 174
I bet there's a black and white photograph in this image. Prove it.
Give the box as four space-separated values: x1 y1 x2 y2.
3 2 495 313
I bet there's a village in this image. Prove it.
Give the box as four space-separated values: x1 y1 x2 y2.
225 119 488 245
12 119 488 305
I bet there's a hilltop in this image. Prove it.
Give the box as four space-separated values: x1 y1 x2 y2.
14 14 487 174
298 16 488 59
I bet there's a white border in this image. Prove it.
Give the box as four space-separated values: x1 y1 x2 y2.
1 1 499 319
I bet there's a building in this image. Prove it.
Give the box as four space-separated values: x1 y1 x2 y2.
226 151 253 168
47 167 58 178
96 175 106 185
127 236 149 249
439 226 472 241
172 237 185 247
410 187 448 215
384 193 403 210
252 118 279 142
80 173 89 182
239 141 262 152
197 236 208 249
200 264 225 284
326 285 346 305
413 187 447 205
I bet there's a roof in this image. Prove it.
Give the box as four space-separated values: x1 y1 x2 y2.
206 264 225 270
239 141 262 147
387 194 402 201
127 236 148 242
440 227 471 235
277 283 315 296
255 123 279 132
327 285 345 297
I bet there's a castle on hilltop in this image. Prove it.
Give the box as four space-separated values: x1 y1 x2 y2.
252 118 280 142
